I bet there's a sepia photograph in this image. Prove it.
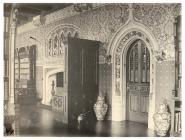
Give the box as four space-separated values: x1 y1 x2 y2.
2 0 182 137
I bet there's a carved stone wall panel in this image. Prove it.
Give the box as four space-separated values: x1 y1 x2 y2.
52 95 65 112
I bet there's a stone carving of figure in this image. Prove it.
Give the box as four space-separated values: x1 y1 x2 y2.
59 39 65 55
53 36 58 56
48 39 52 56
153 100 171 136
51 81 55 96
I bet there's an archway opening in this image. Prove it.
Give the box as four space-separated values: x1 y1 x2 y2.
110 27 157 129
125 39 150 124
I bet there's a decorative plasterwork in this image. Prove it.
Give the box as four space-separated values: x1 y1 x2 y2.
77 4 129 43
40 4 106 25
133 3 181 60
16 4 181 64
17 4 130 48
32 15 46 27
99 45 107 64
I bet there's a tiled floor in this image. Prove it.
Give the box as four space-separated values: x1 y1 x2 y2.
14 105 156 137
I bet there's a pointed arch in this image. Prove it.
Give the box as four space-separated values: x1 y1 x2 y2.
109 21 158 130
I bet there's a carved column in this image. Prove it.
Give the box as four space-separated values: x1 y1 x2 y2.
9 6 18 104
4 5 18 136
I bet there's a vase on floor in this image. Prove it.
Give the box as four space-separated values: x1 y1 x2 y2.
94 95 108 121
153 101 171 136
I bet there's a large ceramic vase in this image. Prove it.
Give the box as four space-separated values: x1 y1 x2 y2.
94 95 108 121
153 102 171 136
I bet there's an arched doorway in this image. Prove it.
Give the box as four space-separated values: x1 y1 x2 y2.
108 22 159 129
126 39 150 124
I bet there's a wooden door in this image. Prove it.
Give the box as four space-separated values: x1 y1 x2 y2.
126 40 150 124
68 37 99 128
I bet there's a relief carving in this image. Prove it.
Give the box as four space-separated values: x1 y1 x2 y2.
52 96 64 112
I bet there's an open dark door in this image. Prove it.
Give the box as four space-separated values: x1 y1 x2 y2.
68 37 99 128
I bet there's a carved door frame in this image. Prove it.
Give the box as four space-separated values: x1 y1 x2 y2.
108 21 159 130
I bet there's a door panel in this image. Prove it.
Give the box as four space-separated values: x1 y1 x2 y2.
130 94 138 112
126 40 150 124
68 37 99 127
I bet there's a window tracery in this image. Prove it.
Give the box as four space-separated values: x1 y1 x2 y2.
128 40 150 83
46 28 79 57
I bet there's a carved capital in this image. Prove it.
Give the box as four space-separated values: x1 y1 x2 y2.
154 50 166 62
11 8 18 27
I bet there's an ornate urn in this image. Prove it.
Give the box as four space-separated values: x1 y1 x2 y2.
153 101 171 136
94 95 108 121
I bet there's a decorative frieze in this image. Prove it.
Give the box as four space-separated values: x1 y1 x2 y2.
32 15 45 27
